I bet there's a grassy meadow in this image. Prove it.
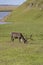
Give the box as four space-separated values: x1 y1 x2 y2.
0 0 43 65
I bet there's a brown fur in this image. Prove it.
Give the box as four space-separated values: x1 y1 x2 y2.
11 32 27 43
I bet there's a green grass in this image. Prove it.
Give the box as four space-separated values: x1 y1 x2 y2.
0 13 43 65
0 0 43 65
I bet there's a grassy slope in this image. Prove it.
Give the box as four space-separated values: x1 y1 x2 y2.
0 0 43 65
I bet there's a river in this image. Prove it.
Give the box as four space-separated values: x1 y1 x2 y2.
0 11 11 24
0 12 11 19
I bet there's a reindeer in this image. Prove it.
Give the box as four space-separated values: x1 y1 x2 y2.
11 32 27 43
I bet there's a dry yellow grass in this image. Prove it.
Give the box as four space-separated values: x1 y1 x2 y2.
0 5 18 11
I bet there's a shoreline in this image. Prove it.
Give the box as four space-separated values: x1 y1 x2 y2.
0 5 18 22
0 10 12 12
0 11 11 22
0 19 4 22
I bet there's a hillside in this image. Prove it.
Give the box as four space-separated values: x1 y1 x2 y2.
4 0 43 36
4 0 43 22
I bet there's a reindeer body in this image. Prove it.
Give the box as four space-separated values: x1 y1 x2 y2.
11 32 27 43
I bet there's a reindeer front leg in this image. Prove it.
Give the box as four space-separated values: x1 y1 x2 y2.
18 37 21 42
11 35 14 42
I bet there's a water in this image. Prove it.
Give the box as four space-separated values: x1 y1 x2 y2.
0 12 11 24
0 12 11 19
